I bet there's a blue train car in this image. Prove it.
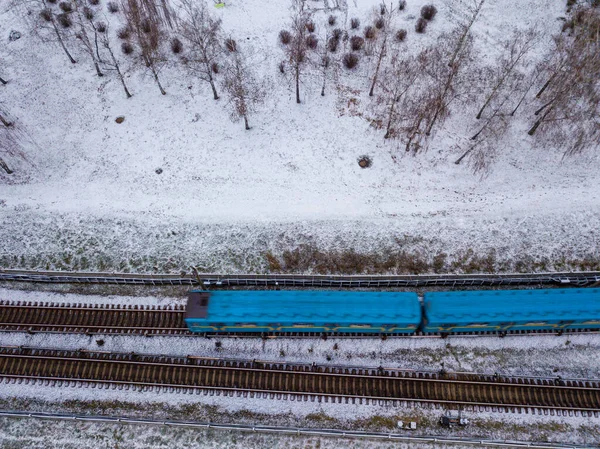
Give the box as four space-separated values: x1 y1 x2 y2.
185 290 421 334
423 288 600 334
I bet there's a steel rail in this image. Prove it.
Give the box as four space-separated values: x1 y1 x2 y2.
0 300 188 335
1 347 599 413
1 269 599 287
2 300 600 338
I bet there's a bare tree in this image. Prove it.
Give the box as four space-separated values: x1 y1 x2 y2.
0 60 7 85
223 44 265 130
72 0 104 76
97 20 133 98
0 108 17 174
178 0 223 100
319 30 330 97
455 94 510 168
123 0 167 94
374 52 420 139
475 28 537 119
37 0 77 64
424 0 485 136
368 6 396 97
527 7 600 156
0 111 13 128
281 0 311 104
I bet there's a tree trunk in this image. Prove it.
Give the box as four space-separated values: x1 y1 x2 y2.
511 83 533 116
369 35 387 97
476 83 501 119
0 76 7 85
160 0 174 28
117 67 133 98
94 61 104 77
535 72 557 98
528 104 554 136
295 64 300 104
51 17 76 64
384 99 396 139
0 113 12 127
105 40 132 98
455 144 476 164
209 78 219 100
0 157 13 174
244 115 250 130
151 65 166 95
534 98 555 116
93 28 103 63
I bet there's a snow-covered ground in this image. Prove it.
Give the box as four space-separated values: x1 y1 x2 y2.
1 0 599 273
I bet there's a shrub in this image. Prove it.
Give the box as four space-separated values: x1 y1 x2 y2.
350 17 360 29
379 3 386 14
40 8 53 22
170 37 183 54
107 1 118 13
375 17 385 29
279 29 291 45
211 62 219 73
350 35 364 51
332 28 343 39
398 0 406 10
88 0 100 5
57 13 72 28
96 21 107 33
121 42 134 54
117 27 130 39
343 52 359 69
83 7 94 20
327 36 339 52
415 17 427 33
306 34 318 49
364 25 376 39
225 38 236 52
141 18 152 33
395 28 407 41
59 2 72 12
328 15 336 26
306 21 315 32
421 4 437 20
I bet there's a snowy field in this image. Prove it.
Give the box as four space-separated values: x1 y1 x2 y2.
0 0 599 273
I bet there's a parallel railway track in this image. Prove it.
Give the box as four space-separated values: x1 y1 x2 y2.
2 300 599 337
1 347 599 414
0 300 188 335
1 269 599 287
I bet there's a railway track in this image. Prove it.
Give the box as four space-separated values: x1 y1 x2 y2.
1 347 599 414
1 269 599 287
2 300 598 338
0 300 188 335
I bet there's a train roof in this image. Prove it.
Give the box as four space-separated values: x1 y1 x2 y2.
424 288 600 323
186 290 420 323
